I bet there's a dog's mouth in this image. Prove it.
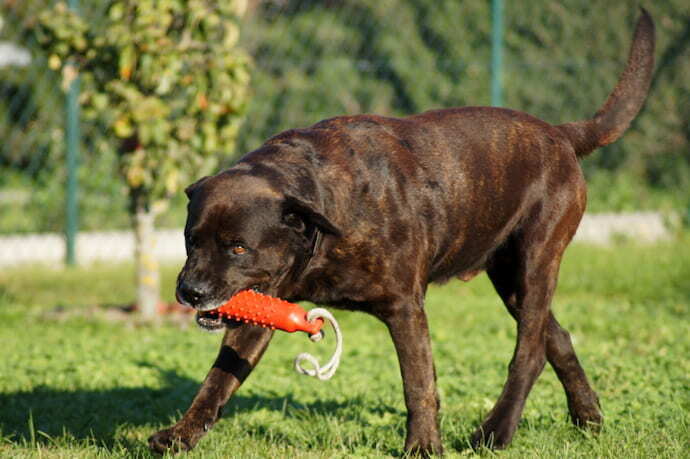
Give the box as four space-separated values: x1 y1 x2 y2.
195 310 243 332
194 285 265 332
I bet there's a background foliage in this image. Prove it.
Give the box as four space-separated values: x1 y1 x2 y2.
1 0 689 234
239 0 689 213
35 0 251 210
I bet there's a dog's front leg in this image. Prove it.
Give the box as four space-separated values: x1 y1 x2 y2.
149 324 274 453
380 301 443 456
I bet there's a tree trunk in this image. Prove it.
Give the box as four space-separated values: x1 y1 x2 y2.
133 202 160 320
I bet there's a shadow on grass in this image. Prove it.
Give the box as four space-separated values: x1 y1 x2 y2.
0 364 404 454
0 367 197 449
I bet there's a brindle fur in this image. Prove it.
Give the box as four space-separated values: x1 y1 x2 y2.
149 10 655 455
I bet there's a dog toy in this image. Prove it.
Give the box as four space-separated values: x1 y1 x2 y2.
215 290 343 380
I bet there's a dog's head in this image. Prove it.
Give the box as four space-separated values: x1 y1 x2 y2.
176 170 340 331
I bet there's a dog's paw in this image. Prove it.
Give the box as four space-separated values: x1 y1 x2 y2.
404 444 443 458
148 427 196 455
404 436 443 457
469 419 515 451
572 408 604 431
569 393 604 431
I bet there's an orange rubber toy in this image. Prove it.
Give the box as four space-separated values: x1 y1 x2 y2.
211 290 342 380
214 290 324 336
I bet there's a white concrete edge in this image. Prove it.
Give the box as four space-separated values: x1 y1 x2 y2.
0 212 675 268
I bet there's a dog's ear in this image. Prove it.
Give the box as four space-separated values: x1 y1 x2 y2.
184 176 211 199
282 195 341 237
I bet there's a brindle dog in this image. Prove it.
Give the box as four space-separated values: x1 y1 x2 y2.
149 10 654 455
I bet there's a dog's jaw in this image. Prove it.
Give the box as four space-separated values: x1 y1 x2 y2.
195 310 243 332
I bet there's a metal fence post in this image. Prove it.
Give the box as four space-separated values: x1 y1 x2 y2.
491 0 503 107
65 0 80 266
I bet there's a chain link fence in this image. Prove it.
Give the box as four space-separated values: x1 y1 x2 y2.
1 0 687 266
1 1 64 232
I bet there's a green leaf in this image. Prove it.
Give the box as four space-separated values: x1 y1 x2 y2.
119 45 137 80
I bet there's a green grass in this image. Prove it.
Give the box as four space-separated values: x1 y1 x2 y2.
1 237 689 458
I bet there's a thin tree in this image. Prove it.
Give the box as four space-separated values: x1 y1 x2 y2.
36 0 251 318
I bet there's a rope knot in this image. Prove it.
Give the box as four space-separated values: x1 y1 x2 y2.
294 308 343 380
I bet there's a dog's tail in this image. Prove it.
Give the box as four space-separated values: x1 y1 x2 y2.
557 8 655 158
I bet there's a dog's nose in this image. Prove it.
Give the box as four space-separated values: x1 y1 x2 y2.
177 281 209 307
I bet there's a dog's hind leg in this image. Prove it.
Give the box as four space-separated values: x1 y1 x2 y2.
470 203 588 449
486 239 602 434
545 314 602 427
379 297 443 457
149 325 273 453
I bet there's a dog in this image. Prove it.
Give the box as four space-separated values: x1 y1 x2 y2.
149 9 654 455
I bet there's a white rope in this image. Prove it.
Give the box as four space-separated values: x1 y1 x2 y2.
294 308 343 380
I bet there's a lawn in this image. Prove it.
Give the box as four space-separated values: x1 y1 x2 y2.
0 237 688 458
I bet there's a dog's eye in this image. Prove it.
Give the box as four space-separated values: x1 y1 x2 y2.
230 244 248 256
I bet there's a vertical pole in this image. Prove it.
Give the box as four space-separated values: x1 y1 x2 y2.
65 0 80 266
491 0 503 107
